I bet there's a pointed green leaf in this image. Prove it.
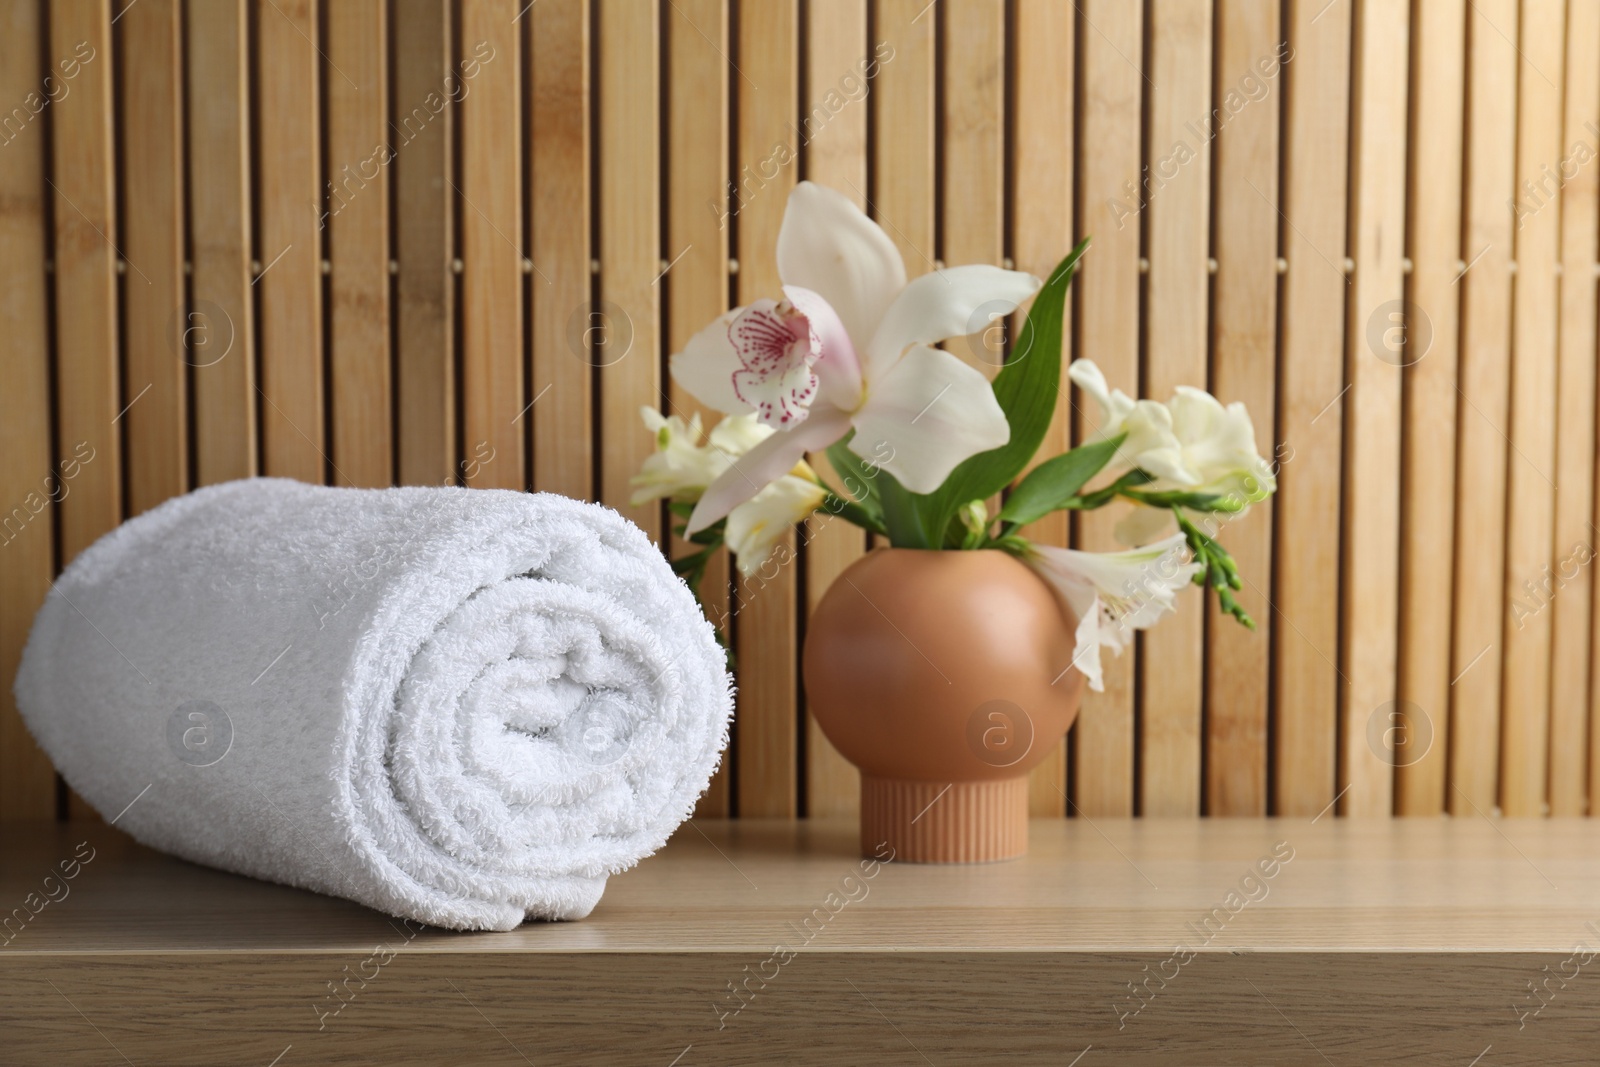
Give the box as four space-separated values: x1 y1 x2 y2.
997 434 1125 526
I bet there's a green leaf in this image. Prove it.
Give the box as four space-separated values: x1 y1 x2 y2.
824 433 887 517
876 468 941 548
998 434 1125 527
820 490 889 537
887 238 1091 548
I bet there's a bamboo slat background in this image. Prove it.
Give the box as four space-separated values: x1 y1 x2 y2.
1 0 1597 822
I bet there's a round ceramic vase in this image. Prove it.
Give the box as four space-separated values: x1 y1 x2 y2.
803 548 1085 863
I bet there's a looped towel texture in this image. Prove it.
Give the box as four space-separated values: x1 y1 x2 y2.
14 479 733 930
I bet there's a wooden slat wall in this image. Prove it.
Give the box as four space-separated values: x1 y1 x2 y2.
597 0 660 533
1338 0 1409 818
1450 0 1518 816
49 0 121 571
460 0 523 490
394 0 454 487
1072 0 1142 817
1142 0 1210 818
50 0 121 825
1396 0 1465 817
119 0 187 517
530 0 591 501
873 0 936 277
666 0 732 817
1207 0 1279 816
1273 0 1350 818
733 0 800 818
187 0 256 487
327 0 392 489
4 0 1600 823
1500 0 1565 818
1012 0 1073 817
0 0 60 822
1555 4 1600 818
941 0 1005 376
257 0 325 483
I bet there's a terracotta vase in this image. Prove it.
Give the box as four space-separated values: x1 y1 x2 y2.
803 547 1085 863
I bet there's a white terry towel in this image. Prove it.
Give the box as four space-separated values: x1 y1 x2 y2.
14 478 732 931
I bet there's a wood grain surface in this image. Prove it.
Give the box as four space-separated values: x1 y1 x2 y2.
1450 0 1519 816
1272 0 1351 818
1206 0 1279 817
1141 0 1211 818
2 818 1598 1064
1395 0 1465 817
1072 0 1142 817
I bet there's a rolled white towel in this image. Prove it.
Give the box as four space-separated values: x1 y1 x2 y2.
14 478 732 931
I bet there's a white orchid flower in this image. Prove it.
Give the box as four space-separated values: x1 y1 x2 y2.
1022 534 1200 692
724 474 828 578
629 407 773 506
1068 359 1276 546
674 181 1042 534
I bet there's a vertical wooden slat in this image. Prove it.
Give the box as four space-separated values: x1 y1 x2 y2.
597 0 659 532
1449 0 1517 815
667 0 732 817
188 0 256 486
50 0 120 564
1207 0 1280 816
460 0 524 489
258 0 326 483
0 0 61 820
1554 3 1600 817
1012 0 1074 817
1500 0 1564 817
119 0 187 515
1141 0 1210 818
530 0 591 499
51 1 120 824
394 0 454 487
327 0 391 488
1072 0 1141 817
1395 0 1465 816
732 0 799 818
1274 0 1350 819
1339 0 1408 817
941 0 1004 371
872 0 936 275
802 0 869 819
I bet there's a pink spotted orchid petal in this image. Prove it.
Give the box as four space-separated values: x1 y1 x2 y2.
782 285 862 412
728 299 820 428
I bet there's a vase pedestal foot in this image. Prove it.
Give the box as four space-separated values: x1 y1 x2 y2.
859 776 1029 863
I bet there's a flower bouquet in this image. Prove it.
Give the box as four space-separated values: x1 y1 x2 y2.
633 182 1275 860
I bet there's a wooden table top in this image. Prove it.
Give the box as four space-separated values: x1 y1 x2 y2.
5 815 1597 955
6 818 1600 1065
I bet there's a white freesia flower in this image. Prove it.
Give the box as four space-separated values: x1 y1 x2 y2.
674 181 1042 534
706 412 773 457
724 475 827 577
629 407 773 505
1023 534 1201 693
1068 359 1276 545
1066 359 1141 440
